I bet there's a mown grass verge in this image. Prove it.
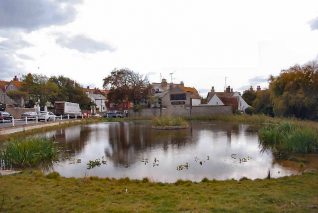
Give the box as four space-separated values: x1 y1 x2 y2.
259 122 318 155
0 138 57 169
0 170 317 212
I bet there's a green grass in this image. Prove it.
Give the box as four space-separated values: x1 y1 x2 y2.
0 138 57 169
0 171 317 212
259 122 318 154
152 117 189 128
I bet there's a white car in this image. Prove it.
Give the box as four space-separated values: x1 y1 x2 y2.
38 111 56 122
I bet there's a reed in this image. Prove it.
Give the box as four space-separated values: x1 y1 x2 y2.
259 122 318 154
152 116 188 128
0 138 57 169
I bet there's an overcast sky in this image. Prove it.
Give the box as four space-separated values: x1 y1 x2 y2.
0 0 318 96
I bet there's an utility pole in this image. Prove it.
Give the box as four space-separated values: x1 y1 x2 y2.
169 73 173 83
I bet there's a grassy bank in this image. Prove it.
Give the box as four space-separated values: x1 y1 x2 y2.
259 122 318 154
0 171 317 212
0 138 57 169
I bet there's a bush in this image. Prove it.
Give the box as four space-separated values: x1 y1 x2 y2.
245 107 255 115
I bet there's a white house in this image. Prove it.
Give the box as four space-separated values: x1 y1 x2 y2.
84 87 107 113
206 86 250 112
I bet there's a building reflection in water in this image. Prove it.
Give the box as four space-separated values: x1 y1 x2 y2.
41 121 299 182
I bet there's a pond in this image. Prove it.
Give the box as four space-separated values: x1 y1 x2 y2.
41 121 301 182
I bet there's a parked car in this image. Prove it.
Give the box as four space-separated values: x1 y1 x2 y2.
38 111 56 122
0 111 13 123
103 111 124 118
21 112 38 120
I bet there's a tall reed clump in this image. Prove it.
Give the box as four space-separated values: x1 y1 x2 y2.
0 138 57 169
152 117 188 128
259 122 318 154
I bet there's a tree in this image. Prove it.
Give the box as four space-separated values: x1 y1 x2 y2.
242 87 256 106
20 73 59 107
49 76 92 109
103 68 151 105
269 63 318 119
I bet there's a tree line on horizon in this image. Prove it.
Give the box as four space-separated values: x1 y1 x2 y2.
7 61 318 120
243 61 318 120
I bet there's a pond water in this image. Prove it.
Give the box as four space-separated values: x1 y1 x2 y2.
41 121 298 182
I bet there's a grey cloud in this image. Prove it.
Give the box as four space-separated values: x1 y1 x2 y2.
199 89 209 94
248 76 268 85
0 0 81 31
310 17 318 30
17 54 33 61
0 53 22 79
56 34 115 53
0 37 32 52
0 36 31 79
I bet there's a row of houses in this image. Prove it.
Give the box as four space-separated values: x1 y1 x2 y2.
0 75 252 114
150 78 250 113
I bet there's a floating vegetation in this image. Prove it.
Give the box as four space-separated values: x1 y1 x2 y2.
86 156 107 169
153 157 159 167
141 158 149 165
87 159 102 169
231 154 252 164
0 138 57 169
177 163 189 171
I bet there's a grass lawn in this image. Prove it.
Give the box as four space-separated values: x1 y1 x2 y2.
0 171 317 212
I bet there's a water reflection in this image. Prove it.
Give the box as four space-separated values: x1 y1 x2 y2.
43 121 298 182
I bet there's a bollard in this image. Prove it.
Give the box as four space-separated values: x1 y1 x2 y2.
25 117 28 125
81 114 83 119
54 116 56 122
60 115 63 120
75 115 77 119
67 114 70 120
12 117 15 127
36 116 38 123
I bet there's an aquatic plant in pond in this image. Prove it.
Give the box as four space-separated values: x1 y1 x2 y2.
0 138 57 169
152 117 188 129
259 122 318 154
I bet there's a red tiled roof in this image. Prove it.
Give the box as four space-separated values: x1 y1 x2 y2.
219 96 238 111
0 80 9 92
11 80 22 88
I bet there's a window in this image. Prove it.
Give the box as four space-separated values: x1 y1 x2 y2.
170 93 186 101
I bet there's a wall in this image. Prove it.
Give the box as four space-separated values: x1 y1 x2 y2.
6 106 35 119
128 105 232 118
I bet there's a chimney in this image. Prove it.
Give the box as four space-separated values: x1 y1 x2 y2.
257 86 261 91
161 78 168 89
87 86 90 89
226 86 231 93
250 86 254 91
13 76 18 81
180 81 184 86
230 88 233 93
211 86 215 92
